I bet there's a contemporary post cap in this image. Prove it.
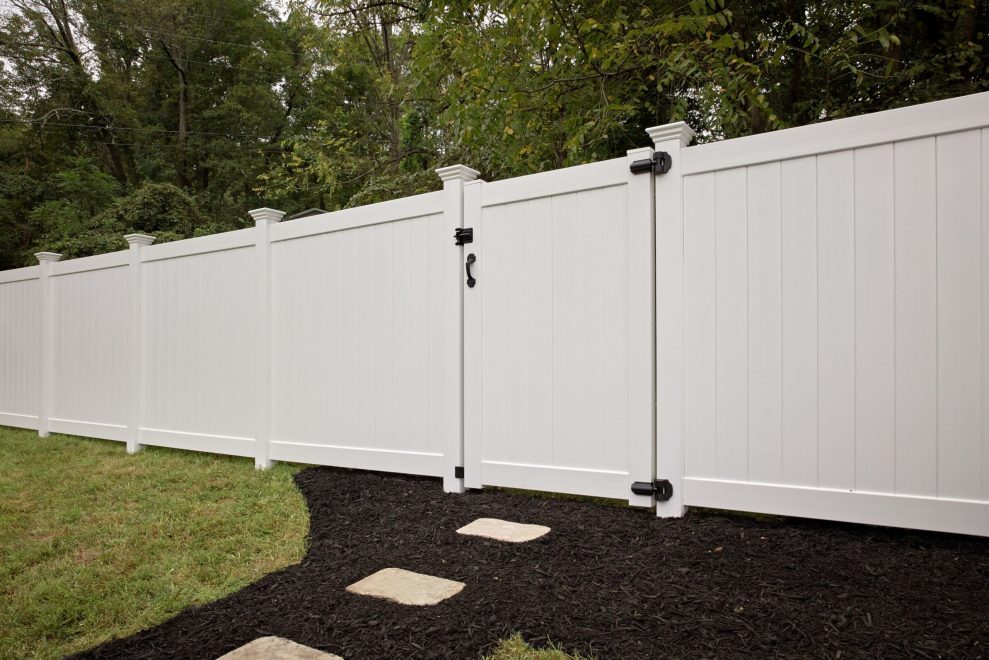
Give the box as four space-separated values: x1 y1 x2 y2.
435 164 481 182
124 233 155 246
34 252 62 263
248 207 286 224
645 122 696 147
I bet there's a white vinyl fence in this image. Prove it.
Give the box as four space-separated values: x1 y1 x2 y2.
656 92 989 536
2 92 987 537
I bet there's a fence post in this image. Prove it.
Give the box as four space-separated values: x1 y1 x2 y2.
647 121 695 517
34 251 62 438
249 207 284 469
436 164 480 493
124 234 155 454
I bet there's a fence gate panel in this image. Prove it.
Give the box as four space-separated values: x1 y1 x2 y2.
463 150 656 504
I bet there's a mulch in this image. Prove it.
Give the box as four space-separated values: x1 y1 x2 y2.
73 467 989 659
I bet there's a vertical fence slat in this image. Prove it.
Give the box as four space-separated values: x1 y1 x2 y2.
817 151 856 491
781 156 818 487
854 144 896 493
937 131 983 500
714 168 748 481
983 128 989 501
747 162 783 484
683 173 717 480
894 138 938 496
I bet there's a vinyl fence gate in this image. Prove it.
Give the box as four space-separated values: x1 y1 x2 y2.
1 92 988 537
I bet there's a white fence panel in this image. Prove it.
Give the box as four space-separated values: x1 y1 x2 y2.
2 94 988 538
267 192 451 477
140 231 256 457
0 267 41 429
664 92 989 536
49 253 131 441
463 152 655 502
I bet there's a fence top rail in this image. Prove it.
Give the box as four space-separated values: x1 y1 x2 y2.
0 264 40 284
142 227 255 263
270 190 444 243
478 155 630 207
51 250 128 277
681 90 989 176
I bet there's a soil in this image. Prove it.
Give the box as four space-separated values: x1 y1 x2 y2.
73 467 989 659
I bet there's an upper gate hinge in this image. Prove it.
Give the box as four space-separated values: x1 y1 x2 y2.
454 228 473 246
629 151 672 176
631 479 673 501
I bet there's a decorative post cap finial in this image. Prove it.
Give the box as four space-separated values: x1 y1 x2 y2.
124 234 155 247
435 164 481 182
645 122 696 147
248 207 286 225
34 252 62 263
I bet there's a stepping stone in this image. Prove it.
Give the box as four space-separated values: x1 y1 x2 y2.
346 567 464 606
456 517 551 543
217 636 342 660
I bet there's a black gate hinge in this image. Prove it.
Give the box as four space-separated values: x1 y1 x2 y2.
454 466 465 479
629 151 672 176
631 479 673 501
454 227 473 246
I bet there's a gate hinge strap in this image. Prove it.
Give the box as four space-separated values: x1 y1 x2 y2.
629 151 672 176
631 479 673 501
454 466 464 479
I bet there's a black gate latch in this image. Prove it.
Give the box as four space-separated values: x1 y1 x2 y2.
631 479 673 501
629 151 672 176
454 227 473 246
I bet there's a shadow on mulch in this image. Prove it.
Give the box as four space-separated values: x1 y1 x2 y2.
73 467 989 659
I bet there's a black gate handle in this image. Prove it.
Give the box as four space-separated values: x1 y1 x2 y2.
466 253 476 288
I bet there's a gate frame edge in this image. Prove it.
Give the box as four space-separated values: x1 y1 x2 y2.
436 164 480 494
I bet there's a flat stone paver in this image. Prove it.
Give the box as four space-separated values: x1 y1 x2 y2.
456 517 551 543
217 636 342 660
346 567 465 606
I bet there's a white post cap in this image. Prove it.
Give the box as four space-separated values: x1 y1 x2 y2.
34 252 62 263
248 208 286 224
435 164 481 182
646 121 696 147
124 233 156 247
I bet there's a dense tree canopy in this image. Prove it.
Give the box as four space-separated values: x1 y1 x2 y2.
0 0 986 267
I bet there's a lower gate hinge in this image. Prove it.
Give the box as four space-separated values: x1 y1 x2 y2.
454 466 464 479
631 479 673 501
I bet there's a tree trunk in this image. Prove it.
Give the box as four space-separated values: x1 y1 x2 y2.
161 40 190 188
177 67 189 188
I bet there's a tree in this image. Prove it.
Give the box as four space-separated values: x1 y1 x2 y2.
0 0 985 267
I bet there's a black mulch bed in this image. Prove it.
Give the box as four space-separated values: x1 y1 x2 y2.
74 467 989 659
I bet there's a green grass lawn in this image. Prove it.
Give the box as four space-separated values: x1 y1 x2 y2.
0 426 578 659
0 426 309 659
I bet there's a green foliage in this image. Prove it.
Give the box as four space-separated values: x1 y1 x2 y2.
102 183 205 235
34 183 214 259
0 0 986 266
